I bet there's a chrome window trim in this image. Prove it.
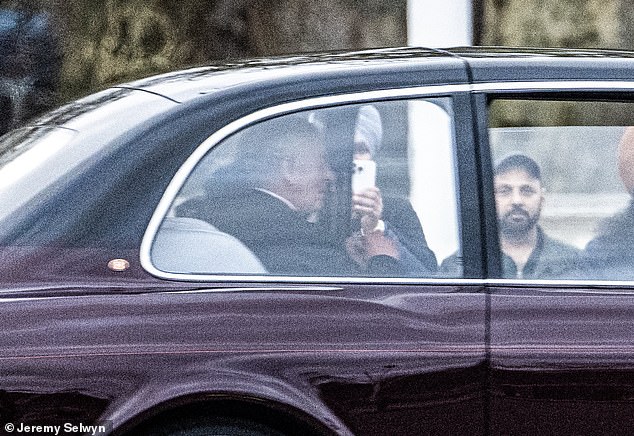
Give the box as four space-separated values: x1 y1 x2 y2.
161 286 345 294
150 279 634 294
140 80 634 289
152 278 634 292
140 84 469 283
484 278 634 291
472 80 634 93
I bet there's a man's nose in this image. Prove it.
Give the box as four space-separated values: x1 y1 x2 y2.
511 189 524 204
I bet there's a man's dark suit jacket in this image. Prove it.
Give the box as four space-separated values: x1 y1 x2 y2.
381 196 437 275
178 189 401 277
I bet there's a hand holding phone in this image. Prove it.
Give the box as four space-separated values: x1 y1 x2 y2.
352 159 376 194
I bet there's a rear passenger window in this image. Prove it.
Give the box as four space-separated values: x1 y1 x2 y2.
489 98 634 280
150 99 462 279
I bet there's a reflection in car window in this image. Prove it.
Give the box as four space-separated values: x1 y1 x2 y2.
152 99 462 278
489 99 634 280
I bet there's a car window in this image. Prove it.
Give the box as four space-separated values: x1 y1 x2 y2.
489 98 634 280
150 98 462 279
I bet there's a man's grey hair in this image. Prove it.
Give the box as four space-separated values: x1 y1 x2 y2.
235 115 322 187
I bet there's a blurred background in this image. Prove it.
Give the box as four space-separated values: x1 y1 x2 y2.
1 0 634 129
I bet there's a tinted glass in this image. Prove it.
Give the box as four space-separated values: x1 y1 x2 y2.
151 99 462 279
489 98 634 280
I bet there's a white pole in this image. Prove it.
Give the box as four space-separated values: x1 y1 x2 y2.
406 1 473 264
407 0 473 47
408 101 461 263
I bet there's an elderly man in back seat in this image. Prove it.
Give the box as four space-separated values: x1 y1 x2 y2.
178 115 404 277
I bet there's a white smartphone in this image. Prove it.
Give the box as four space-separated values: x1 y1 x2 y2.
352 159 376 194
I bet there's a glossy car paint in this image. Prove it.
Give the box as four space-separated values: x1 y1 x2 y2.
0 47 633 435
467 70 634 435
0 48 485 436
0 285 486 435
488 286 634 435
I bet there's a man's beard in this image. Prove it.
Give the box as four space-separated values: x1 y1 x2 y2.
499 206 540 237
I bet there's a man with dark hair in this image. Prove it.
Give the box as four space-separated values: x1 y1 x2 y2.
441 153 579 278
493 154 580 278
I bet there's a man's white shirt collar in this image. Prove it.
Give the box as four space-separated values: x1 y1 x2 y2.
255 188 297 211
255 188 318 222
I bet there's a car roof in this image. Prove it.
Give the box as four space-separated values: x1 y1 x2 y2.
115 47 460 102
116 47 454 102
447 46 634 83
115 46 634 102
29 46 634 131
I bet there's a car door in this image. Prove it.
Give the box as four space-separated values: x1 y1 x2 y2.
142 89 488 435
0 59 488 435
476 88 634 435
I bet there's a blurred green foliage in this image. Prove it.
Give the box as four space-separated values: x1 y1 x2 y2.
5 0 634 110
1 0 405 103
483 0 634 129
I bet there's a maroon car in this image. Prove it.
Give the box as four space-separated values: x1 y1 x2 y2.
0 47 633 435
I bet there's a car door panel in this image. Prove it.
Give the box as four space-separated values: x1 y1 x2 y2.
489 288 634 435
0 51 490 435
0 286 486 435
475 90 634 435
